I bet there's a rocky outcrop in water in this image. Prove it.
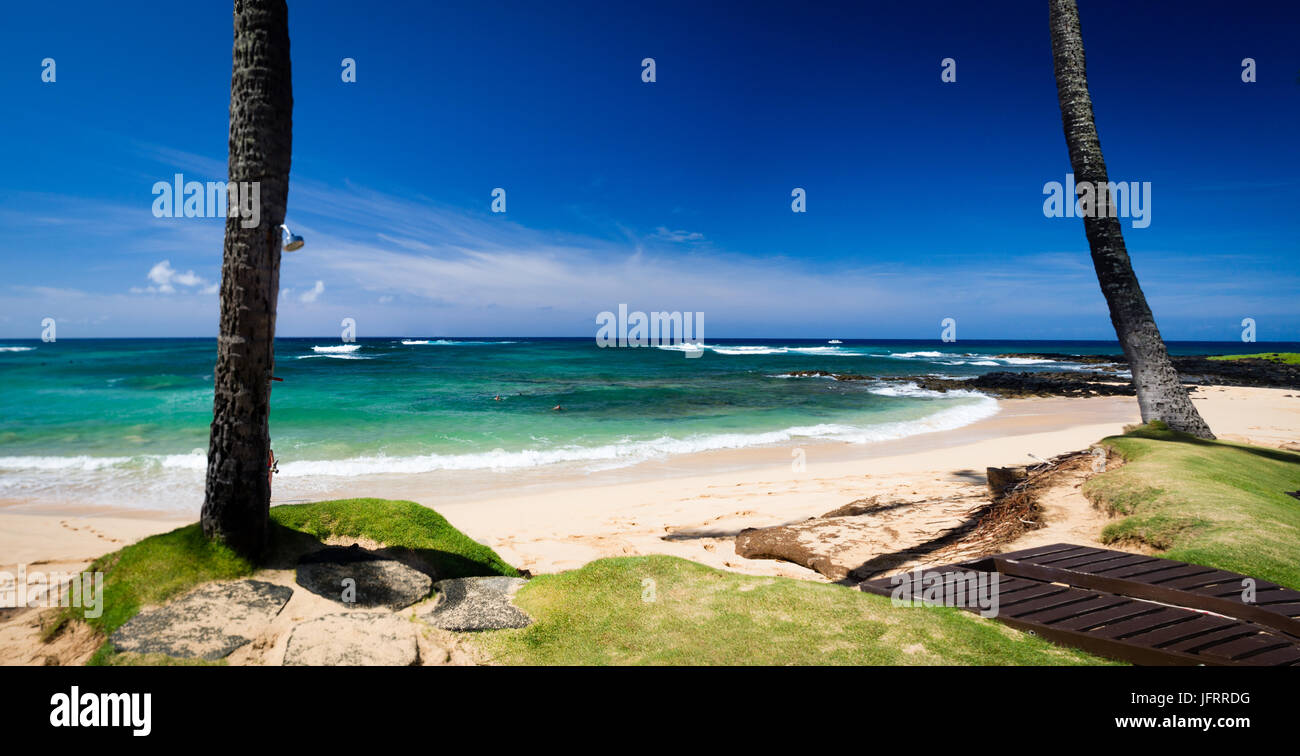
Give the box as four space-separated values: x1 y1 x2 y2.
914 371 1136 398
784 369 871 381
1167 356 1300 389
779 354 1300 397
994 354 1300 389
783 369 1134 397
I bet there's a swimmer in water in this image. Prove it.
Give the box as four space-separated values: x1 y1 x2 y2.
494 395 502 401
552 404 563 411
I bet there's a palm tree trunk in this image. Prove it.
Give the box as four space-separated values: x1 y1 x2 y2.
1048 0 1213 439
201 0 294 556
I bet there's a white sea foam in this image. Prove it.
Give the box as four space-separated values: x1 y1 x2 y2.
886 351 946 358
0 451 208 473
997 356 1053 365
274 402 998 472
790 346 855 355
401 339 517 346
709 345 789 355
0 392 999 510
654 344 864 357
768 372 837 380
647 345 1106 372
0 455 135 471
880 351 1114 372
0 346 36 352
276 395 998 476
312 344 361 353
867 382 937 398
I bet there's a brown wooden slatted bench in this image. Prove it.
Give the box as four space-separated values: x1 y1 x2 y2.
858 542 1300 666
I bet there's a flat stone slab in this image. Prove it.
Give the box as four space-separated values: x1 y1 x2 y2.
283 612 418 666
296 545 432 609
110 579 293 661
422 576 532 632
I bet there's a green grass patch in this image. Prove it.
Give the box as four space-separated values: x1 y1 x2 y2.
464 555 1111 666
57 498 514 664
78 523 256 638
1207 352 1300 365
270 498 518 580
1086 424 1300 588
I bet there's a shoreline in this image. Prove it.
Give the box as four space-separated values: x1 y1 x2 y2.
2 386 1295 580
6 345 1295 519
0 393 1131 519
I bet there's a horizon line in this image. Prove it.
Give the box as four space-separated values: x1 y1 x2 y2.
5 336 1299 344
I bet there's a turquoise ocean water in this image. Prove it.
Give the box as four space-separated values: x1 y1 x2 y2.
0 338 1289 512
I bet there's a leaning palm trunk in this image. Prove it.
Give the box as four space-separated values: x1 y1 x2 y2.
1048 0 1213 439
202 0 295 556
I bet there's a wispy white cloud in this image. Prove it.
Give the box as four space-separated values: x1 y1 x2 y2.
652 226 705 243
132 142 229 180
376 232 435 252
129 259 216 295
299 280 325 303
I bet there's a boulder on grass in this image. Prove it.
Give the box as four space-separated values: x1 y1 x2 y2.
110 579 293 661
421 576 531 632
295 545 432 610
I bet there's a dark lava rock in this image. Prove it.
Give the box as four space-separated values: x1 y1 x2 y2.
783 369 874 381
780 367 1135 397
421 576 532 632
915 371 1137 398
782 353 1300 398
1169 356 1300 389
995 354 1300 390
296 545 432 610
110 580 293 661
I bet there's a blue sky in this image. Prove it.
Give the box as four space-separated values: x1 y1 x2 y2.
1 0 1297 339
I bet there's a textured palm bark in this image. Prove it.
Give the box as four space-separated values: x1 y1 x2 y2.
1048 0 1213 439
201 0 294 556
